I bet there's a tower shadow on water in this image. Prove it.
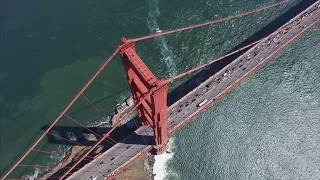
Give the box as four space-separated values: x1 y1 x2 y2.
167 0 318 105
6 0 317 179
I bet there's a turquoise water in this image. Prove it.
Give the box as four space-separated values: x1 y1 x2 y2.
1 0 319 179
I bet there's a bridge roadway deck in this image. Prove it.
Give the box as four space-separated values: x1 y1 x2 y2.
67 2 320 180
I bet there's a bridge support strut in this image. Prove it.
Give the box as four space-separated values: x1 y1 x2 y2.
119 38 169 154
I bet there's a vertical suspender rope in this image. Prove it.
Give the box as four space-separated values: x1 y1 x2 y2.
1 47 120 180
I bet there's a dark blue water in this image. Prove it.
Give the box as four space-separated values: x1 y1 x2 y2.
1 0 319 179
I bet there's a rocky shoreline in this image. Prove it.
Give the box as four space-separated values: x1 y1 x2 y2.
36 96 154 179
115 153 155 180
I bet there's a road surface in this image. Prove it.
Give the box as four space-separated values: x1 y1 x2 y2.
66 2 320 180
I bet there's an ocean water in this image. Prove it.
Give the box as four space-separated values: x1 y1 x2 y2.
162 30 320 180
153 138 175 180
1 0 319 179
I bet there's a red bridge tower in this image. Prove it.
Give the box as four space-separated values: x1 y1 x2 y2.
119 38 169 154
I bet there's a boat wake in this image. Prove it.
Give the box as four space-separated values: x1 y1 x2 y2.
147 0 178 77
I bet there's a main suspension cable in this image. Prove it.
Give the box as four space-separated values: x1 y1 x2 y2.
164 39 262 83
58 90 153 180
63 114 117 145
47 132 94 147
164 12 312 84
1 47 120 180
131 0 288 42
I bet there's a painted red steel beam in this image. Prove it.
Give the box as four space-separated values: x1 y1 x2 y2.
61 91 153 178
58 90 154 180
164 12 312 84
31 148 95 160
169 12 320 137
47 132 94 148
6 166 111 180
1 47 120 180
131 0 288 42
1 1 287 179
2 2 315 180
107 10 320 180
63 114 116 145
17 164 81 170
32 149 60 156
69 9 320 180
164 39 262 83
120 41 158 88
73 8 320 180
121 38 169 154
81 94 100 112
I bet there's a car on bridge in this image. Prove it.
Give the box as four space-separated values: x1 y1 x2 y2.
197 99 208 107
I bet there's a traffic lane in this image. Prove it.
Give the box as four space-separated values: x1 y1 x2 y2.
168 74 230 129
91 135 152 175
168 40 285 128
168 51 266 126
167 11 318 130
168 47 262 122
69 127 153 180
169 48 258 124
93 127 155 179
208 11 318 89
97 143 149 180
168 72 244 128
108 9 320 179
98 141 147 172
244 11 318 61
83 142 150 180
100 127 154 175
168 40 265 119
109 12 319 179
71 7 320 180
74 141 149 180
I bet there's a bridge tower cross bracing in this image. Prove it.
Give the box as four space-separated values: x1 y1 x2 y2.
119 38 169 154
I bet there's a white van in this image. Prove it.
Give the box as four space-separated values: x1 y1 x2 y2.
197 99 208 107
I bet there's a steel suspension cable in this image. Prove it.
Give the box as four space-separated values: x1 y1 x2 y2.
32 149 61 156
1 2 299 180
164 39 263 83
74 117 154 178
58 90 153 180
199 17 302 89
47 132 94 147
18 164 54 168
1 47 120 180
7 167 111 180
6 173 78 180
131 0 288 42
0 2 289 179
77 84 169 177
81 94 100 112
31 148 95 159
17 164 81 170
63 114 117 145
164 12 315 84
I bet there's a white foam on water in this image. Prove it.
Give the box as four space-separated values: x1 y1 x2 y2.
147 0 178 77
24 167 40 180
147 2 177 178
153 138 175 180
21 78 129 178
22 145 70 179
87 115 111 127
